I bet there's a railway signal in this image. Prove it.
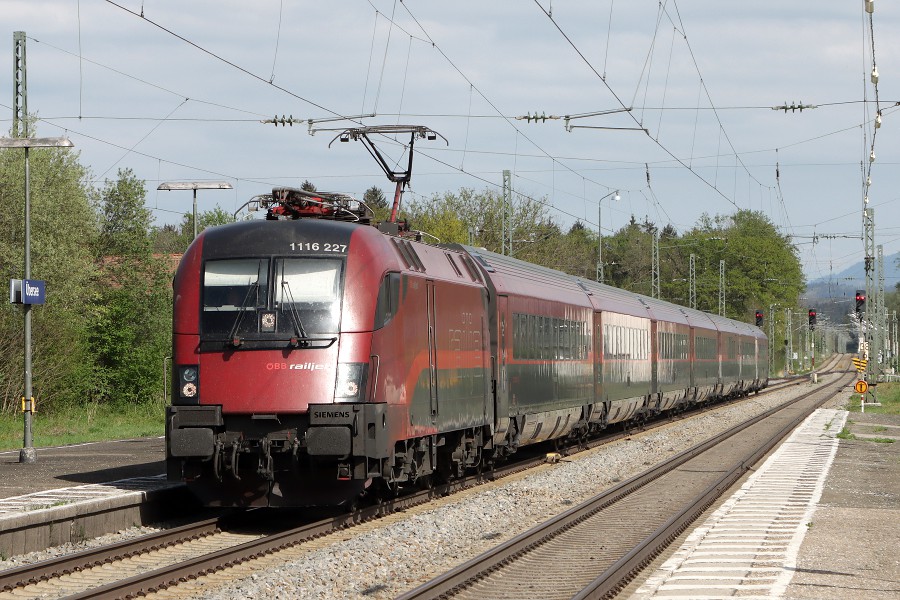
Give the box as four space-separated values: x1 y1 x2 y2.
755 310 763 327
808 309 816 330
855 290 866 316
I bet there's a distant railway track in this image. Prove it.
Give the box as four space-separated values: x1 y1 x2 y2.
398 363 853 600
0 356 848 600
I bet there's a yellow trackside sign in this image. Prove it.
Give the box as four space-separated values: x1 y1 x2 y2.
855 380 869 394
852 357 868 372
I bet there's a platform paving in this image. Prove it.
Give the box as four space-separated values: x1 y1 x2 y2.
782 411 900 600
0 436 166 499
630 408 900 599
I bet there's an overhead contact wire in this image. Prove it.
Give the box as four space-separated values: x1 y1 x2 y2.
103 0 349 119
531 0 740 210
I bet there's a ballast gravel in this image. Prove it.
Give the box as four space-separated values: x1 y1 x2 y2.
0 376 843 600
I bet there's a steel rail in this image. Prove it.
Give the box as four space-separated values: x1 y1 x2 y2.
0 357 847 599
574 370 855 599
397 367 853 600
0 516 224 592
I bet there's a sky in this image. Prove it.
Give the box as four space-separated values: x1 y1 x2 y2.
2 1 899 286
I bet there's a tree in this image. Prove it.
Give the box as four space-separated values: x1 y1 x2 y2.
300 180 317 192
180 206 234 246
682 210 803 318
97 168 152 256
91 169 172 405
153 206 236 252
604 219 656 295
0 137 98 413
364 185 390 222
405 187 555 254
151 223 182 254
364 186 387 209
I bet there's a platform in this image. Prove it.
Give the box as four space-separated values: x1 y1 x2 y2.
0 436 166 499
631 408 900 599
0 437 180 556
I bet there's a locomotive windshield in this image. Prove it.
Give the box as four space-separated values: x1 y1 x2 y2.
201 257 343 343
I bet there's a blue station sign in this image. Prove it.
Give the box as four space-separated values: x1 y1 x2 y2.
9 279 46 305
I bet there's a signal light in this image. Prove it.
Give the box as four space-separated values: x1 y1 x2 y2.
755 310 763 327
855 290 866 316
808 309 817 330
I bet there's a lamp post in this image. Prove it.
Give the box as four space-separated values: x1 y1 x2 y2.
0 136 75 464
157 181 233 240
596 189 619 283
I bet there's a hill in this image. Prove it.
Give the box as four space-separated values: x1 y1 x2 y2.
804 251 900 324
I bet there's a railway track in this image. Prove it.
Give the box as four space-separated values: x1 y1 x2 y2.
397 363 853 600
0 357 848 600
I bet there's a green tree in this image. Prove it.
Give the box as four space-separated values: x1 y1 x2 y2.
683 210 803 318
91 169 172 405
151 223 182 254
153 206 236 252
405 187 555 255
0 138 98 413
180 206 234 246
601 216 657 295
364 186 390 223
546 221 597 279
364 186 387 209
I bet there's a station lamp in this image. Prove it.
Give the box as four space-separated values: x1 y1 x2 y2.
157 181 233 240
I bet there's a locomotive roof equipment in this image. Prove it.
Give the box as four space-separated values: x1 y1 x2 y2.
326 125 447 224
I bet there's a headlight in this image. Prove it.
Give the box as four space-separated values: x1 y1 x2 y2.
335 363 368 402
177 365 200 403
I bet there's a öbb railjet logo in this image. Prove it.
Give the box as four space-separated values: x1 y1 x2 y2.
265 362 325 371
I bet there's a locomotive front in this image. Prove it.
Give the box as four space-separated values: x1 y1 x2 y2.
166 217 388 507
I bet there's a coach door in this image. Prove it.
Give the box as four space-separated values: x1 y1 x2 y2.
427 280 438 420
650 320 659 395
594 312 603 400
498 295 510 411
689 327 696 390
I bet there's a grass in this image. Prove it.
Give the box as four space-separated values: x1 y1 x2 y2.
845 381 900 414
0 400 165 452
836 427 856 441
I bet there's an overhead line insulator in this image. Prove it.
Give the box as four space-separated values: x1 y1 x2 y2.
772 102 817 113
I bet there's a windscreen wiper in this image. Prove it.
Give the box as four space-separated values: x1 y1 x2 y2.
227 282 259 347
280 280 309 347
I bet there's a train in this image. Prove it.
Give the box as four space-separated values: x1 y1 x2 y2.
166 186 768 508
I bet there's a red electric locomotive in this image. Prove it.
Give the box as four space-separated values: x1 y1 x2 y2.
168 188 494 506
166 187 767 508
